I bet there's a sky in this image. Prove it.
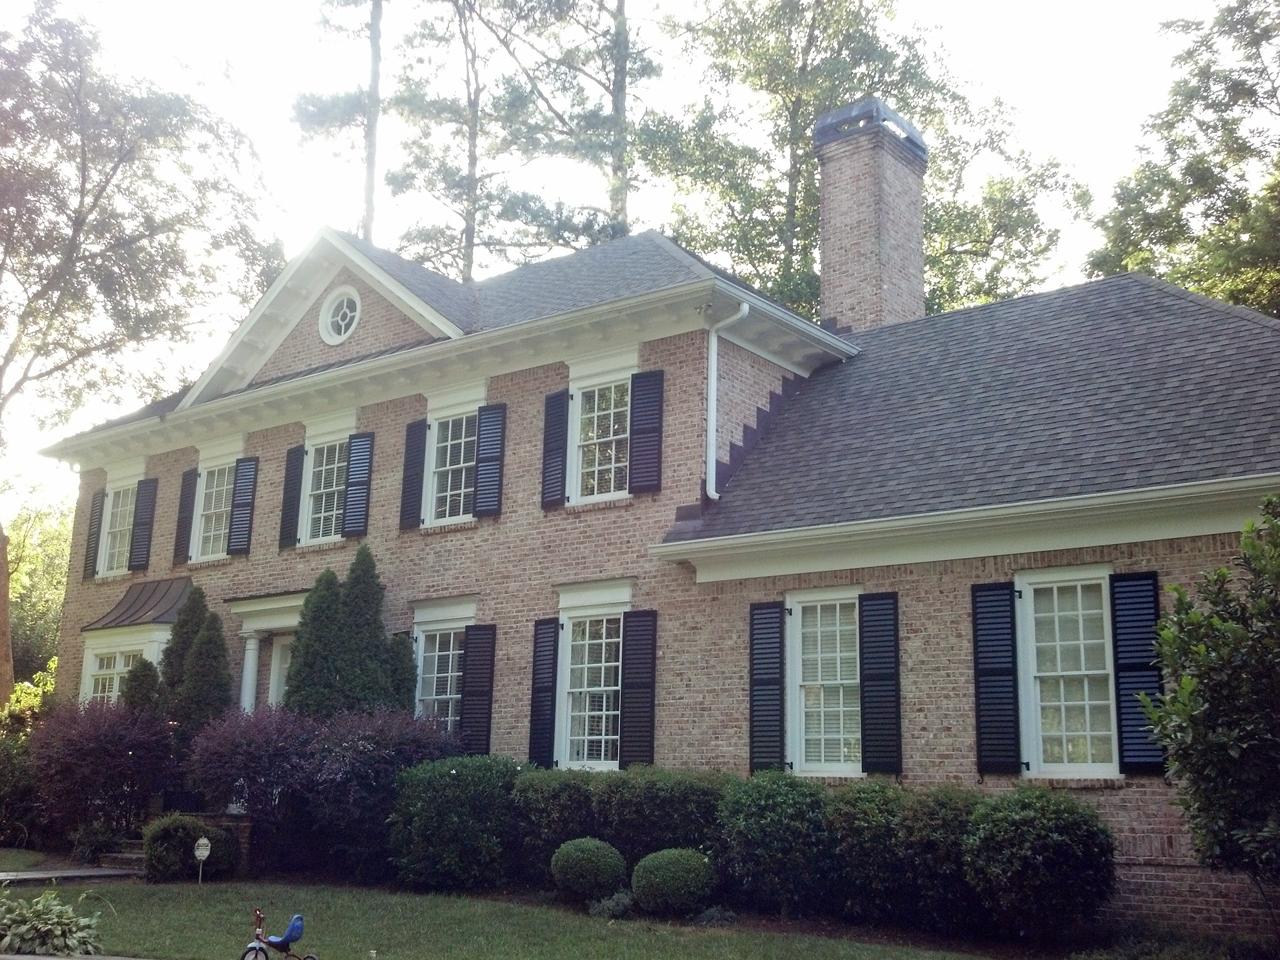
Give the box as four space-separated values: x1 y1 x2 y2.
3 0 1214 518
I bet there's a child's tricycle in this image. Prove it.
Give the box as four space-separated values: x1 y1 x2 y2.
240 908 317 960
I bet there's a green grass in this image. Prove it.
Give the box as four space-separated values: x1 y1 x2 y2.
57 882 992 960
0 847 46 871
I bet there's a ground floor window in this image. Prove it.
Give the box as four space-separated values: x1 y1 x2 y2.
415 626 466 731
564 613 623 768
88 649 143 702
786 589 861 776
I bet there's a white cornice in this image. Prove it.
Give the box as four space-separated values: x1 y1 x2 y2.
650 473 1280 582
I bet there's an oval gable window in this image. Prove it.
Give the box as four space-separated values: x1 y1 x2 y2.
319 286 361 345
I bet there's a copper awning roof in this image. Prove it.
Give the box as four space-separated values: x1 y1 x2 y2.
83 577 192 631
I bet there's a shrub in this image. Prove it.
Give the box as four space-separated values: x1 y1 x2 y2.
307 710 459 881
70 821 122 865
390 754 521 890
27 700 173 841
898 786 985 934
0 735 36 847
717 771 832 916
631 848 714 916
187 707 320 866
513 769 597 882
826 780 908 923
551 838 627 902
160 587 207 698
588 889 635 920
0 888 100 956
119 658 161 712
964 788 1115 939
592 767 728 865
1068 936 1280 960
170 611 234 750
142 813 238 882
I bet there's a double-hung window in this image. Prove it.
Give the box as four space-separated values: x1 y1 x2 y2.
194 463 236 559
416 627 466 730
305 438 348 542
570 379 630 502
88 650 142 702
564 613 623 767
786 588 862 777
428 412 477 523
99 486 136 576
1015 567 1119 777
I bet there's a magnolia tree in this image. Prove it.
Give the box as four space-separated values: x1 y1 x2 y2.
1143 495 1280 926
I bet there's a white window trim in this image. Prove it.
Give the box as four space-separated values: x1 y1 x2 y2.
97 484 138 578
298 412 356 546
412 615 471 729
554 578 633 771
267 633 294 707
422 383 486 529
566 370 636 507
1014 564 1121 779
785 585 864 778
78 626 169 702
319 285 362 346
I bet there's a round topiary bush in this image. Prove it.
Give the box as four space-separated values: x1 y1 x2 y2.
550 837 626 902
142 813 238 882
631 848 714 916
963 788 1115 939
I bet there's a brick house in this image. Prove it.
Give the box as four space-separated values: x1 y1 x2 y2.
45 97 1279 933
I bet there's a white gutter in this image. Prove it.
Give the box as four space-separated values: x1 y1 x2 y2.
705 301 750 501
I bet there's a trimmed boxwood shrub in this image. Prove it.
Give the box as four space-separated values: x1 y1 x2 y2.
591 767 728 866
826 780 908 923
550 838 626 902
513 769 597 882
898 786 985 934
631 848 714 916
390 754 521 890
717 771 832 916
142 813 238 882
964 787 1115 938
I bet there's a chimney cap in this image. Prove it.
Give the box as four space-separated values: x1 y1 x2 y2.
814 96 927 160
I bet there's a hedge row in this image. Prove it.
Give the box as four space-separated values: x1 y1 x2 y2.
391 758 1117 941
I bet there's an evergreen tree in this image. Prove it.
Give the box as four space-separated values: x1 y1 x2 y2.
340 544 389 705
387 631 417 712
285 568 346 717
119 658 161 712
161 587 208 708
172 611 234 748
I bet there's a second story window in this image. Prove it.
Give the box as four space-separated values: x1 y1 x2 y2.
307 439 348 541
574 380 629 500
429 413 477 523
196 464 235 559
100 486 136 575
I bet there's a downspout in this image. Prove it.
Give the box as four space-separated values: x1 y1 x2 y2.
705 301 750 501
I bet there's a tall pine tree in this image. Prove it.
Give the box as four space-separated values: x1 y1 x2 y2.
160 587 207 709
172 611 233 748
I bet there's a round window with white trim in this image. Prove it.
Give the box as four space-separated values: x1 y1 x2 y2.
319 286 361 345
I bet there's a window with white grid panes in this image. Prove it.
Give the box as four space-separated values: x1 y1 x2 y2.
565 614 622 767
100 486 136 574
307 440 347 541
89 650 142 703
196 464 235 558
429 413 477 522
575 381 629 499
416 628 465 730
796 599 861 770
1027 579 1117 772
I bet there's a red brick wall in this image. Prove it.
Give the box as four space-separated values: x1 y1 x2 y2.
715 338 792 463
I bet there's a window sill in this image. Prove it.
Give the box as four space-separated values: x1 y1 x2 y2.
418 518 479 536
289 538 350 555
564 495 634 515
792 769 866 783
93 570 138 584
1023 775 1126 791
186 555 236 570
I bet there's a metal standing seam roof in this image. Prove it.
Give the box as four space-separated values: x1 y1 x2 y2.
667 273 1280 543
82 577 193 631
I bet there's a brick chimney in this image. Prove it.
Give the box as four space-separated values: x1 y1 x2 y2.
815 96 928 334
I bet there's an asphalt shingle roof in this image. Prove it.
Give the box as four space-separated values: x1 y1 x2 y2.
668 273 1280 542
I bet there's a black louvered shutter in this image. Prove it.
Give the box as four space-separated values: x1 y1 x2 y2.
619 610 658 768
279 444 306 548
528 617 560 767
400 419 427 530
473 403 507 517
173 468 198 566
858 592 902 775
126 478 159 572
749 602 786 773
226 456 259 556
541 389 569 509
459 624 497 755
972 582 1022 774
628 370 664 494
341 432 375 538
1110 572 1165 774
82 488 105 581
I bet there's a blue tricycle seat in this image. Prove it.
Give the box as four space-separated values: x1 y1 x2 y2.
267 915 303 949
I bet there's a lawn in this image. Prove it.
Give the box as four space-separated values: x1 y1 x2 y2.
56 881 998 960
0 847 46 871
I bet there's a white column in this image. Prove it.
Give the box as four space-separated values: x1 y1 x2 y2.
239 631 262 712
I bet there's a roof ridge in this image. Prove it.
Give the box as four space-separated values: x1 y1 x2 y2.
1123 273 1280 336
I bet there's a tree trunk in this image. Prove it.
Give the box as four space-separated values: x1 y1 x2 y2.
608 0 629 233
460 0 481 282
361 0 384 242
0 523 12 704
